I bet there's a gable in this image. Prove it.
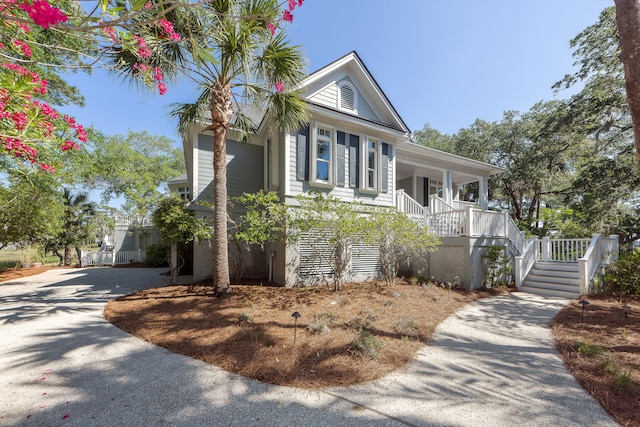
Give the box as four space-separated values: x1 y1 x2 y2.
300 52 410 134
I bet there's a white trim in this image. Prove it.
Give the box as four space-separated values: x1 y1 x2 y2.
284 131 290 195
192 133 199 200
310 122 335 185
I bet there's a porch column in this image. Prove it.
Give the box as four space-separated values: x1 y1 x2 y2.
411 171 417 201
442 170 453 205
479 176 489 210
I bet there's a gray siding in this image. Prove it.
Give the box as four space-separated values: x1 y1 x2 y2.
289 131 394 207
309 83 338 109
195 135 264 203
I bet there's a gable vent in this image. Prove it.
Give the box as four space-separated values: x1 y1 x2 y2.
339 83 355 111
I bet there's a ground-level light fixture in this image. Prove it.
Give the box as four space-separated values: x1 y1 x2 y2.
579 299 590 324
292 311 301 347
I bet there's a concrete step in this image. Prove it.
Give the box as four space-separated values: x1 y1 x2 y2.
521 261 581 298
520 285 580 299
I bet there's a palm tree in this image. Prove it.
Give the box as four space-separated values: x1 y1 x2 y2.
170 0 307 295
59 189 96 266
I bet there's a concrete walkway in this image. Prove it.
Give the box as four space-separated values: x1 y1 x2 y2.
0 268 617 427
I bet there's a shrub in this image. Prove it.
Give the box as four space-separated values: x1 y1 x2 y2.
145 243 170 267
603 250 640 296
307 312 336 334
349 330 383 359
483 246 512 288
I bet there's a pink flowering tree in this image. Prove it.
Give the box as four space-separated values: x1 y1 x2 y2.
0 0 306 173
166 0 308 296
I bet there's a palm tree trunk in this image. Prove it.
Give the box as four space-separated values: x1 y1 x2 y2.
614 0 640 175
209 81 233 296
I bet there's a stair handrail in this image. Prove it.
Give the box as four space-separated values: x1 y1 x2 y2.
396 190 426 222
429 195 456 213
515 236 538 290
578 234 602 295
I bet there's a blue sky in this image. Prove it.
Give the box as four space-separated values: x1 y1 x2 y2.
63 0 611 145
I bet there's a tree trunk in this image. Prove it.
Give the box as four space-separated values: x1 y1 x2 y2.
170 241 178 285
208 81 233 296
63 245 73 266
614 0 640 175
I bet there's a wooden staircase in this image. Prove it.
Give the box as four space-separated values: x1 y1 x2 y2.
520 262 581 298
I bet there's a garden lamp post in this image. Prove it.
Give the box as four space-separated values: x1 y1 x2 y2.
292 311 301 348
579 299 590 324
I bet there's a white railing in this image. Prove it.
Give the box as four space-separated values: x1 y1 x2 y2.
538 237 591 262
396 190 426 222
578 235 602 295
115 214 152 226
80 250 114 267
429 194 456 214
424 209 465 236
515 237 538 290
114 250 146 264
452 200 479 210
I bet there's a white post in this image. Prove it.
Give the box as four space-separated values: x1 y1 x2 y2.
465 206 474 236
479 176 488 210
442 170 453 205
542 237 551 262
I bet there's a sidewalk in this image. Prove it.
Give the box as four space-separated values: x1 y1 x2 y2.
0 268 617 426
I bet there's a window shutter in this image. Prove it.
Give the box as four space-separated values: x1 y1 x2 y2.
349 134 360 188
381 142 389 192
296 124 309 181
337 131 346 186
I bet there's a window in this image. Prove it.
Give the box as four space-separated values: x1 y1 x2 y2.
338 82 357 112
316 127 332 182
177 186 191 200
366 139 377 189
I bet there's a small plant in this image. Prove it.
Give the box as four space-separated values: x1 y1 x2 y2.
393 316 417 337
238 312 252 326
576 341 607 357
615 368 639 394
482 246 512 289
409 276 419 286
349 330 383 360
307 312 336 334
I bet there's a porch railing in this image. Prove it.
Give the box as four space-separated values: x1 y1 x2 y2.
514 237 538 289
396 189 425 222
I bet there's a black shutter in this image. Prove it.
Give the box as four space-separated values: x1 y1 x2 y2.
423 177 429 206
381 142 389 192
349 134 359 188
296 124 310 181
337 131 346 186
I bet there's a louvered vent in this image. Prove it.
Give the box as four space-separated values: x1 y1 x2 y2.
340 84 355 110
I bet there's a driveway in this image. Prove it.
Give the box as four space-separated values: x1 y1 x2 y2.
0 268 616 426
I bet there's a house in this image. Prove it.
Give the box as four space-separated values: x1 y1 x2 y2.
179 51 617 295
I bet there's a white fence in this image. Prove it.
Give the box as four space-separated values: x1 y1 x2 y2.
80 249 146 267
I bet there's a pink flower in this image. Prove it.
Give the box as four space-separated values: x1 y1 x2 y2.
134 35 152 58
61 140 78 151
10 112 28 130
282 10 293 23
144 1 152 8
267 23 276 35
152 66 163 81
298 0 303 5
288 0 296 10
159 19 181 41
19 1 68 29
157 82 167 95
14 40 32 57
75 123 87 142
61 413 69 419
275 81 284 93
103 26 118 44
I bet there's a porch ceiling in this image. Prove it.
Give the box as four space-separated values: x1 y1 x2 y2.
395 141 504 185
396 161 485 186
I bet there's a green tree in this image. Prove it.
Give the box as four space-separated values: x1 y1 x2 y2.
152 196 211 284
170 0 307 296
74 130 185 215
366 208 440 286
228 190 287 283
0 174 63 250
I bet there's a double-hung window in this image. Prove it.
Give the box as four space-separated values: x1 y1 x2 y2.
315 127 332 183
366 139 377 190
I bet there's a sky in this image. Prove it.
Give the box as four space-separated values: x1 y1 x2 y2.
62 0 612 145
